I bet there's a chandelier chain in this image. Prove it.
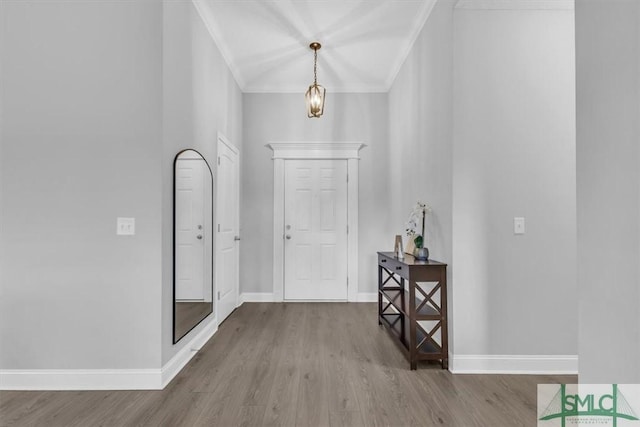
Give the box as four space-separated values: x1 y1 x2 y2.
313 48 318 86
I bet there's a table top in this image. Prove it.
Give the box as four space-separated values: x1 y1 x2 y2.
378 251 447 267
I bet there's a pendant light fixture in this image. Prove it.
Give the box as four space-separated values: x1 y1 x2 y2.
305 42 326 118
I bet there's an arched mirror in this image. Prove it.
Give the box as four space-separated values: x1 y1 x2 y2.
173 149 214 344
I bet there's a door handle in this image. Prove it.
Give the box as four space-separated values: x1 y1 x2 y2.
234 236 241 241
285 235 292 240
197 235 203 240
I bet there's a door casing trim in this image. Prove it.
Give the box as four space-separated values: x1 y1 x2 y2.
266 142 365 302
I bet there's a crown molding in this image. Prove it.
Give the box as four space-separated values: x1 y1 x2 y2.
191 0 246 90
242 84 388 94
455 0 574 10
384 0 438 91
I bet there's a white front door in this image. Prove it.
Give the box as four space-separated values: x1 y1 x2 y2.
216 136 239 323
175 158 206 300
284 160 348 300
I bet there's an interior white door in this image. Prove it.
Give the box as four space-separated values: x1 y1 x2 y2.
216 137 239 323
284 160 348 300
175 158 206 300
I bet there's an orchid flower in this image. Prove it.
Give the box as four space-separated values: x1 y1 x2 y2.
405 201 432 248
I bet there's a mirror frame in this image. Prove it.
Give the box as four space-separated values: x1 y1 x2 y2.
172 149 215 344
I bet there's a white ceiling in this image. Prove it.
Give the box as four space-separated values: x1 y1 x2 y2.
193 0 437 93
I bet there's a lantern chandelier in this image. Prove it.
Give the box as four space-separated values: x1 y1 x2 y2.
305 42 326 118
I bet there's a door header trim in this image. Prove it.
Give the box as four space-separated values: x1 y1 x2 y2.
266 142 365 160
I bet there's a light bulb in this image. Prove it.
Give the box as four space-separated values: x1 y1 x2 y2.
311 94 321 109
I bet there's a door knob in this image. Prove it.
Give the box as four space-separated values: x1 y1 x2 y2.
234 236 241 241
285 235 292 240
197 235 203 240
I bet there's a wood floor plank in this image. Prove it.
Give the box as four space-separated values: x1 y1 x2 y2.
399 375 452 426
240 303 288 407
0 391 46 426
326 304 363 413
2 391 113 427
295 303 331 427
0 303 577 427
236 405 267 427
343 303 409 427
260 304 305 427
185 390 230 426
132 391 208 427
69 390 158 427
328 410 367 427
211 304 286 424
462 374 538 427
414 370 490 426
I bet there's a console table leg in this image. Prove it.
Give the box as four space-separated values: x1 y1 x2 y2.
377 266 383 325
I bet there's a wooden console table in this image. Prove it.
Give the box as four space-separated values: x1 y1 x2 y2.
377 252 448 370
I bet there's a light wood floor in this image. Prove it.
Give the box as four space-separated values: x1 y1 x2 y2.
0 303 574 426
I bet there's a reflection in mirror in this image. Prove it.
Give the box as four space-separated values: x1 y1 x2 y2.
173 149 214 343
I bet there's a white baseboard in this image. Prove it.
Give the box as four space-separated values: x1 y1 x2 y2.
356 292 378 302
239 292 376 303
0 368 163 391
450 354 578 375
239 292 274 304
0 317 218 391
160 316 217 388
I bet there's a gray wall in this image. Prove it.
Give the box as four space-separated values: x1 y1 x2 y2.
241 93 390 296
388 2 577 358
576 0 640 383
0 0 243 371
161 1 243 365
452 7 577 356
1 1 163 369
388 0 454 348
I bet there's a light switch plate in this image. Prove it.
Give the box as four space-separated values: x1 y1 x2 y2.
117 217 135 235
514 217 525 235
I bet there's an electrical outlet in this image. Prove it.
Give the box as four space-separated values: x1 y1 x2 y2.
117 217 135 235
514 217 525 235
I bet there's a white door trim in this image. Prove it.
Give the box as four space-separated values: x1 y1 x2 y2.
267 142 365 303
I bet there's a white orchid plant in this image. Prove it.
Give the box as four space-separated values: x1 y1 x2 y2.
405 201 432 249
